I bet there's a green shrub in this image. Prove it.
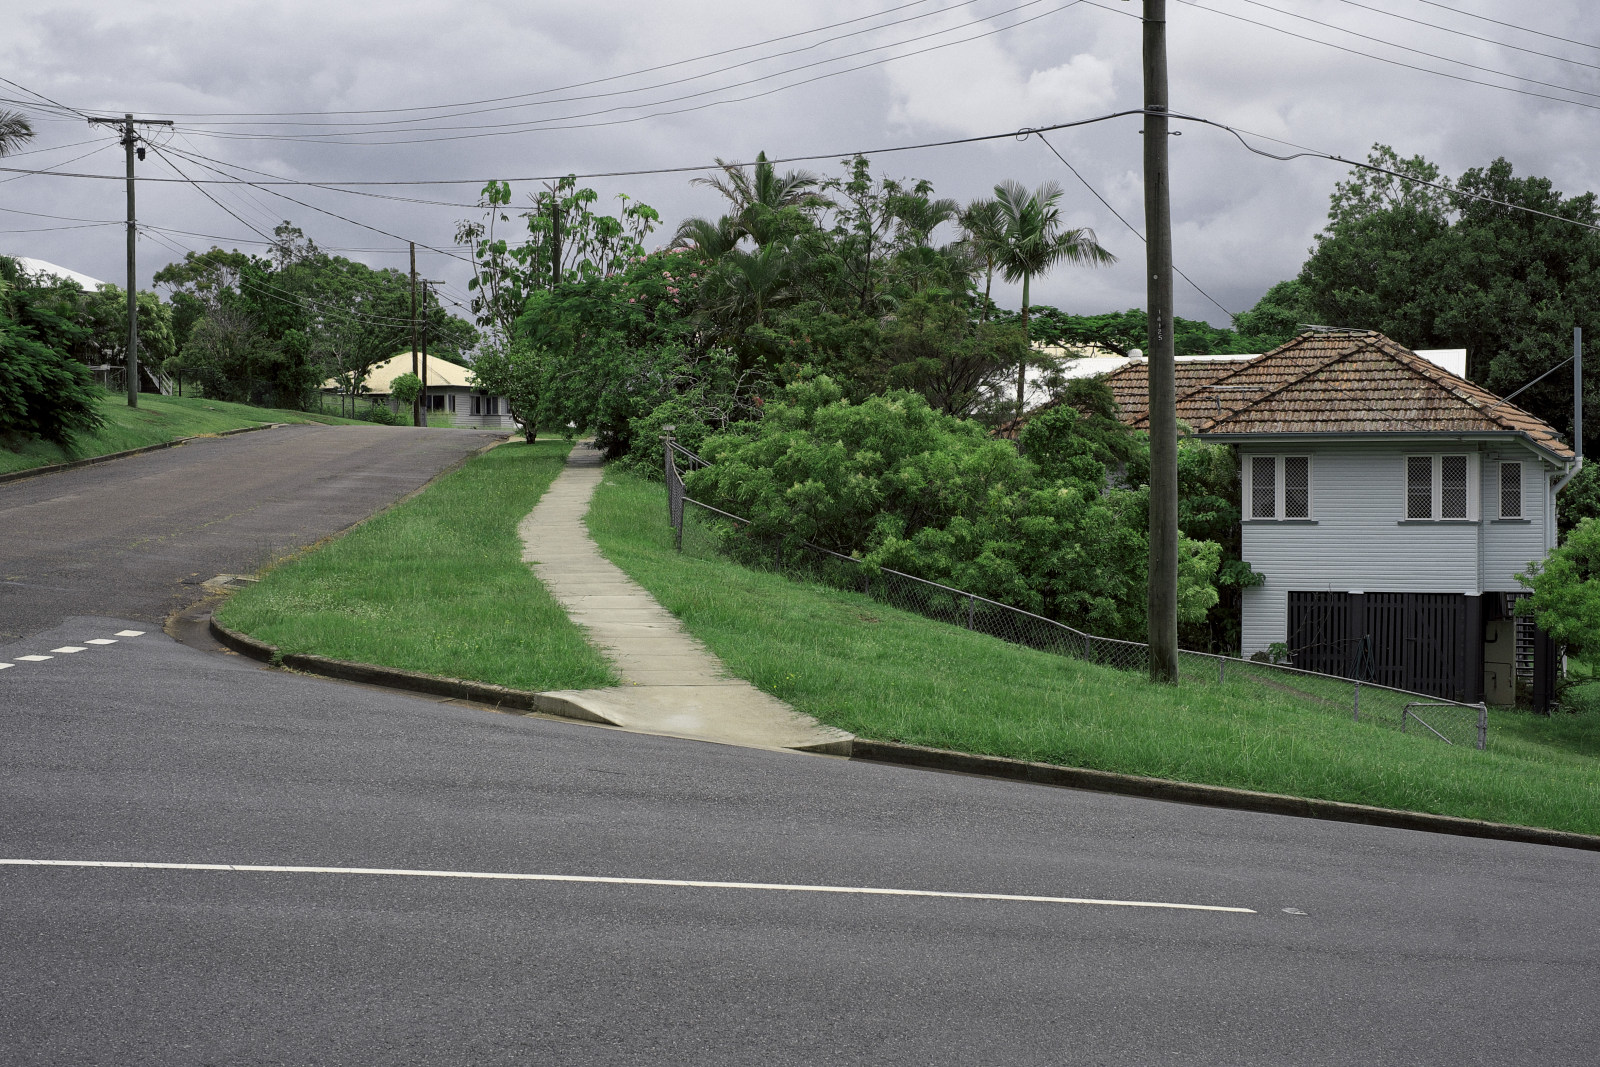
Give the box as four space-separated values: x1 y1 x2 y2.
685 374 1220 641
0 258 106 448
358 401 404 426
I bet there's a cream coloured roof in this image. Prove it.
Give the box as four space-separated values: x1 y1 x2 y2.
323 351 478 393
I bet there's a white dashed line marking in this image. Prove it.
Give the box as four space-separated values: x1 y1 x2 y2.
0 859 1257 914
2 629 149 674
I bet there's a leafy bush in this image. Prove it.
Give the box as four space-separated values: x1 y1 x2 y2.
1 258 105 447
685 375 1220 641
359 401 404 425
1520 517 1600 656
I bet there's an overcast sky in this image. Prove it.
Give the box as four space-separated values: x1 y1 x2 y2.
3 0 1596 329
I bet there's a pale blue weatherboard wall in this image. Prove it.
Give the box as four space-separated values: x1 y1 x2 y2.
1237 438 1554 657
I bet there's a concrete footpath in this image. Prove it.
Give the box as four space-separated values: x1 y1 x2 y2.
518 445 852 753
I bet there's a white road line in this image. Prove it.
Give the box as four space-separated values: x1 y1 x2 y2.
85 639 117 645
114 630 145 637
15 655 52 662
0 664 11 671
50 646 88 654
0 859 1255 914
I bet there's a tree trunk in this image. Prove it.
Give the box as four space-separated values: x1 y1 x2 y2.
1016 272 1031 422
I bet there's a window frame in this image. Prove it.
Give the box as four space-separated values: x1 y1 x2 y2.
1498 460 1523 520
1242 453 1314 521
1402 453 1481 521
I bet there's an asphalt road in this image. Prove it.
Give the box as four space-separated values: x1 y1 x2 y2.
0 424 505 641
2 429 1596 1064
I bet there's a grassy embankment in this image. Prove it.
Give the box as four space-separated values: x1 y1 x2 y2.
587 469 1600 835
216 439 615 692
0 390 368 475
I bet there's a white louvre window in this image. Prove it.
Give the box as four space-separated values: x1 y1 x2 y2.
1251 456 1277 519
1284 456 1310 518
1407 456 1434 519
487 397 499 416
1500 461 1523 518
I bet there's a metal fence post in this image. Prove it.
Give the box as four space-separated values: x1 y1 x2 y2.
1353 680 1360 722
966 594 976 630
1477 702 1488 750
1218 658 1225 685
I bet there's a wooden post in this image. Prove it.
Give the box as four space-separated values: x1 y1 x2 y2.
1144 0 1179 683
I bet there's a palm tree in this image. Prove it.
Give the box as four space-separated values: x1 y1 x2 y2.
0 109 36 157
992 179 1117 419
958 198 1008 321
692 150 829 245
670 214 742 263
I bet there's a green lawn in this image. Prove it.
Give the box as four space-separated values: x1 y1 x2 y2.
587 470 1600 836
1 390 368 475
216 439 617 692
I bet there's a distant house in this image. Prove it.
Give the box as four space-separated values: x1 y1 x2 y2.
1101 330 1577 705
324 351 517 430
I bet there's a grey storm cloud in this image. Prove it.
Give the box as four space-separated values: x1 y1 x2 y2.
4 0 1596 328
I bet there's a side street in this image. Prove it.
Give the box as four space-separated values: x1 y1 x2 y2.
4 1 1600 1063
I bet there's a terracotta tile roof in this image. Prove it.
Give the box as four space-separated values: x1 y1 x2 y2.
1106 330 1574 459
1104 359 1249 427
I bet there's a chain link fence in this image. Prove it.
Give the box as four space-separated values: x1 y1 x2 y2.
665 440 1491 749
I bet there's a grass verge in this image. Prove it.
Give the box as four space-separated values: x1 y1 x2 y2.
216 439 617 692
587 469 1600 836
1 391 368 475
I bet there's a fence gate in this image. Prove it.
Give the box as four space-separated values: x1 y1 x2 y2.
1288 591 1470 702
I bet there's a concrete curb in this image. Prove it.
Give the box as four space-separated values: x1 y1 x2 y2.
848 740 1600 854
0 422 287 485
204 613 1600 851
208 616 621 726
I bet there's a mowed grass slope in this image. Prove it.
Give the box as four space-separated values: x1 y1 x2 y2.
1 390 367 475
217 440 617 692
588 470 1600 835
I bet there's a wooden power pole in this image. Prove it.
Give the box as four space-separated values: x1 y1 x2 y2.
410 242 420 427
87 113 173 408
1143 0 1180 684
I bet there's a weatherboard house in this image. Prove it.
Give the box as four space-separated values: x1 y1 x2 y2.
322 351 518 430
1103 330 1578 705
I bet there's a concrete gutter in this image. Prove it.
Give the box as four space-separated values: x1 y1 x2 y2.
209 616 621 725
849 740 1600 854
0 422 287 485
208 611 1600 852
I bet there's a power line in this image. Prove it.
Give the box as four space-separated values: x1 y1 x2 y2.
170 1 1084 148
135 0 950 120
1163 0 1600 114
1219 0 1600 102
177 0 988 132
0 108 1149 188
1176 111 1600 235
144 143 277 243
1029 130 1235 318
1407 0 1600 54
152 143 475 264
1330 0 1600 73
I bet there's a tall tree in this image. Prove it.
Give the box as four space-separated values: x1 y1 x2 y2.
991 179 1116 418
0 109 35 157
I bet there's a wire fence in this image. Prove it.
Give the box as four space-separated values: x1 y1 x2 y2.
664 440 1491 749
